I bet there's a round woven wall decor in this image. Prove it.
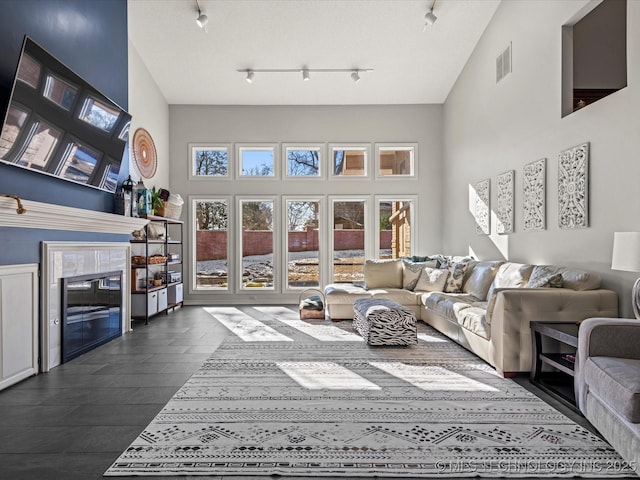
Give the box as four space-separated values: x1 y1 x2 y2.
132 128 157 179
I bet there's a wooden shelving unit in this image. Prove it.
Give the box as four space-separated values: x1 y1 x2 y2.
130 215 183 324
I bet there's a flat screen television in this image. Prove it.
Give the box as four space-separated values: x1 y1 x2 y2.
0 36 131 193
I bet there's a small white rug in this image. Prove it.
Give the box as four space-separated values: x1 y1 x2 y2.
105 307 636 478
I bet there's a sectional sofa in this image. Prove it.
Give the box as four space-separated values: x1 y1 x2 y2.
324 256 619 376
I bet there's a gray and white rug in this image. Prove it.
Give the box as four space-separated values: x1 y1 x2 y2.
105 306 635 477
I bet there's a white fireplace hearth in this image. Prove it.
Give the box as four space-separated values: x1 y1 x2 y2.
42 242 132 371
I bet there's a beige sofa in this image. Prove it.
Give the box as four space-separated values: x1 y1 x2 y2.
324 256 618 376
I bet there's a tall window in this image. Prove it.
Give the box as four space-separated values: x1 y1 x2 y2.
194 198 229 290
331 199 368 283
286 199 321 289
240 199 275 290
376 197 415 259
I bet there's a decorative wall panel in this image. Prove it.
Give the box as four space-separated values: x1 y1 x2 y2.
523 159 546 232
474 179 490 235
558 143 589 229
496 170 514 234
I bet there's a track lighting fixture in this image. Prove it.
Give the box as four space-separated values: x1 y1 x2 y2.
195 0 208 31
236 67 373 84
423 0 437 30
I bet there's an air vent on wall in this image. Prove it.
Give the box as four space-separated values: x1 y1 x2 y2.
496 42 512 83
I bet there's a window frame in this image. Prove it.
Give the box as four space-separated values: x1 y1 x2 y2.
374 143 418 179
189 143 232 180
328 143 371 179
282 143 325 180
282 195 325 292
237 196 280 292
374 195 418 260
328 195 371 285
190 195 233 295
235 143 279 180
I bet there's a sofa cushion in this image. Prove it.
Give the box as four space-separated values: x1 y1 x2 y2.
487 262 534 298
585 356 640 423
364 258 403 289
527 272 563 288
455 303 490 339
443 261 471 293
463 261 504 301
415 267 449 292
402 258 438 290
527 265 601 290
370 288 421 305
421 292 478 321
324 283 371 304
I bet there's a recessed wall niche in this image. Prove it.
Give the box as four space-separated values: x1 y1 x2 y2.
561 0 627 117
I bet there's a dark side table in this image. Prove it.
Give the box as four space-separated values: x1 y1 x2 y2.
530 321 580 410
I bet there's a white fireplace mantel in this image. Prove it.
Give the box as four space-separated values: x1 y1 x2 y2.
0 196 148 234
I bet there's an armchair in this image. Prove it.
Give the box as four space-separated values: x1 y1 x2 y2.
575 318 640 474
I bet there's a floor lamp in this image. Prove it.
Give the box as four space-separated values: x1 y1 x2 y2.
611 231 640 319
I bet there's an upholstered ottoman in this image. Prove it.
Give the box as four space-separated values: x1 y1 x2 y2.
353 298 418 346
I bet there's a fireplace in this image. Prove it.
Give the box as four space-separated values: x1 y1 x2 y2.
61 271 123 363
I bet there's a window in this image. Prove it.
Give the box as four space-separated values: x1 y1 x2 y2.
562 0 627 116
239 199 276 290
283 144 323 178
56 140 100 184
237 144 277 178
329 144 370 178
78 96 120 133
16 53 40 89
376 197 415 259
190 144 230 178
375 144 417 178
285 198 322 289
193 198 230 290
43 73 77 111
331 198 368 284
15 119 62 170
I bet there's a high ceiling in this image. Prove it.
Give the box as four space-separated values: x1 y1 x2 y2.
127 0 500 105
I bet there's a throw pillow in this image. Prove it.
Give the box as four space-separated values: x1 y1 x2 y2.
402 258 438 290
364 258 403 289
443 262 470 293
415 267 449 292
527 272 564 288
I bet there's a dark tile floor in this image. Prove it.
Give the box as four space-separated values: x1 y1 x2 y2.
0 306 607 479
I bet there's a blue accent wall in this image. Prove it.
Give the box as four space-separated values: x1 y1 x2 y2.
0 0 130 266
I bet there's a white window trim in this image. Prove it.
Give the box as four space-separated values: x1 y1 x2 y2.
282 143 326 180
328 195 371 285
235 143 280 180
374 195 418 259
374 143 419 179
189 195 234 295
188 143 233 180
328 143 371 179
282 195 326 292
237 196 280 293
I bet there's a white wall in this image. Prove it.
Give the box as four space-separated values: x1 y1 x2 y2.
127 41 170 189
169 104 443 304
443 0 640 316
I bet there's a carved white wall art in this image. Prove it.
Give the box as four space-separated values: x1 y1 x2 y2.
496 170 514 234
523 159 546 232
558 143 589 229
474 179 490 235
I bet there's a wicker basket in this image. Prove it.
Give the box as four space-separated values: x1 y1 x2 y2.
157 201 182 220
298 288 325 320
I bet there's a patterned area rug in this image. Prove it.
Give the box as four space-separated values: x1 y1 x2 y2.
105 306 635 477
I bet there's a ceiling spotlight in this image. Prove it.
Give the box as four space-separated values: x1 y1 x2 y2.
195 0 208 31
423 0 437 30
351 71 361 83
245 70 254 84
302 68 310 81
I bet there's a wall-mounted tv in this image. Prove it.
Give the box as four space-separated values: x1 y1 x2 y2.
0 36 131 193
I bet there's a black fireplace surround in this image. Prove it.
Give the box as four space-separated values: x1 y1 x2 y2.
61 270 123 363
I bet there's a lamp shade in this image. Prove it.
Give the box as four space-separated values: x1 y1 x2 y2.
611 232 640 272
